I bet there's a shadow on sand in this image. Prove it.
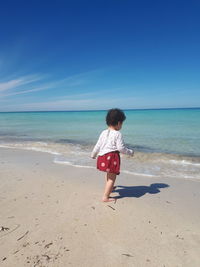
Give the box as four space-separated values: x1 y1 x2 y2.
113 183 169 199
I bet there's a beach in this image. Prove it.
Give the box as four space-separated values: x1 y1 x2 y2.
0 147 200 267
1 0 200 265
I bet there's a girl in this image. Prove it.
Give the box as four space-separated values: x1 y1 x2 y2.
91 108 134 202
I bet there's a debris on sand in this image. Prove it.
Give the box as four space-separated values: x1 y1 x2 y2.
0 226 9 232
122 253 134 257
17 230 29 241
107 205 115 210
44 242 53 249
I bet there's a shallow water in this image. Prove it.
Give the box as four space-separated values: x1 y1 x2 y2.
0 109 200 179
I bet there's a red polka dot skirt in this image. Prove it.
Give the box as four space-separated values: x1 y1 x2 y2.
97 151 120 175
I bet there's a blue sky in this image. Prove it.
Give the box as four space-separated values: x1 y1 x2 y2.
0 0 200 111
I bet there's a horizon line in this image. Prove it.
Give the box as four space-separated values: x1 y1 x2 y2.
0 107 200 113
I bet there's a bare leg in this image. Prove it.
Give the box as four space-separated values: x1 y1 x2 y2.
102 173 117 202
105 174 116 192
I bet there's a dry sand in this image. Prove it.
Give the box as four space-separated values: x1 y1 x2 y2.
0 147 200 267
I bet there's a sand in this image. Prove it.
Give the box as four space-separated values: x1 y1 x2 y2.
0 147 200 267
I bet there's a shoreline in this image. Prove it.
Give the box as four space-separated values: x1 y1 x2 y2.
1 143 200 180
0 147 200 266
0 107 200 113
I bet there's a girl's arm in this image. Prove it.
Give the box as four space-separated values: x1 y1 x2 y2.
91 134 102 159
116 132 134 156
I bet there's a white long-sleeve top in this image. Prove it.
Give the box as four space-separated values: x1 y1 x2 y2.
91 129 134 158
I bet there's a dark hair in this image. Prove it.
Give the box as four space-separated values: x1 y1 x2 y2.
106 108 126 126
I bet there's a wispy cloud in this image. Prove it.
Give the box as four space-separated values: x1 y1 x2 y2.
0 69 102 99
0 85 52 97
0 68 131 111
0 75 42 92
0 79 22 91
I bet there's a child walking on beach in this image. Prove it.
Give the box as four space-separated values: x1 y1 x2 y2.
91 108 134 202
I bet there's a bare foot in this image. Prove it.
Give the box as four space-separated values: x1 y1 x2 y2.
102 197 116 202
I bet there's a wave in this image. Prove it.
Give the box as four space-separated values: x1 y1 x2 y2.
1 133 199 157
0 143 61 155
54 158 95 169
1 140 200 180
169 160 200 166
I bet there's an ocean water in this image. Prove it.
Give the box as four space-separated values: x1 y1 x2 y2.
0 108 200 179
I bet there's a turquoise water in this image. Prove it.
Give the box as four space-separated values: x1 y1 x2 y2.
0 109 200 179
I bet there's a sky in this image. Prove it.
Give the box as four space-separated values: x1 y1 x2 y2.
0 0 200 111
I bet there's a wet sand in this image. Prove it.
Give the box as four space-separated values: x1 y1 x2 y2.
0 148 200 267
